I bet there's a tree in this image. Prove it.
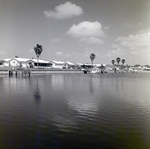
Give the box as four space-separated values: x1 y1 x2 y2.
34 44 43 68
121 59 125 65
116 57 121 65
111 60 115 65
90 53 95 66
15 55 19 58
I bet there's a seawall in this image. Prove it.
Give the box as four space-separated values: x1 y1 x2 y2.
0 67 83 75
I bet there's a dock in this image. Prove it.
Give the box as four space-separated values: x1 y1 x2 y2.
9 67 30 77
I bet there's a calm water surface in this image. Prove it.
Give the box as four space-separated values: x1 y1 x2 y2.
0 73 150 149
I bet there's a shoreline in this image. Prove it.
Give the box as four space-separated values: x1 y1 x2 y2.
0 67 150 75
0 68 83 75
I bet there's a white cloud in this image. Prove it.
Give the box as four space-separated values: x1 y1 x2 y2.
51 38 61 42
79 37 87 42
55 51 64 56
103 26 110 30
55 51 70 58
115 33 150 47
111 44 119 48
137 29 150 34
87 37 103 44
79 37 103 44
122 22 142 28
67 21 106 38
44 2 83 20
106 47 122 58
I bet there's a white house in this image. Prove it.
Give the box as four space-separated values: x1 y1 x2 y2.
65 61 78 69
3 58 33 68
2 57 52 69
51 60 67 69
31 59 52 68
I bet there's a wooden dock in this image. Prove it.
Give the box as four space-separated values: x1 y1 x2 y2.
9 67 30 77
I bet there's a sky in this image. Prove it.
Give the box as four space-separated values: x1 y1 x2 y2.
0 0 150 65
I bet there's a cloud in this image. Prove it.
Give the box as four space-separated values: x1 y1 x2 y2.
111 44 119 48
79 37 103 44
44 2 83 20
55 51 70 58
115 33 150 47
67 21 106 38
51 38 61 42
55 51 64 56
137 29 150 34
122 22 142 28
106 47 122 58
103 26 110 30
111 31 150 64
88 37 104 44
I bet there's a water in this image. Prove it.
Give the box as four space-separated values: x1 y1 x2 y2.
0 73 150 149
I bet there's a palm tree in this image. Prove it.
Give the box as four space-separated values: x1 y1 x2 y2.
15 55 19 58
111 60 115 65
121 59 125 65
116 57 121 65
90 53 95 66
111 60 116 73
34 44 43 68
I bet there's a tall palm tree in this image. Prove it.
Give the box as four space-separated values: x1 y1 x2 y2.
111 60 116 73
116 57 121 65
121 59 125 65
34 44 43 68
111 60 115 65
90 53 95 66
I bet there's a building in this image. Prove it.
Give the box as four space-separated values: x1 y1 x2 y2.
31 59 52 68
51 60 67 69
65 61 79 69
2 57 52 69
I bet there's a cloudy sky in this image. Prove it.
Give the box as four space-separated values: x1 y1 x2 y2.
0 0 150 65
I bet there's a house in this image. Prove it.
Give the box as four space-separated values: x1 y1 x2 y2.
2 57 52 69
143 65 150 71
3 58 33 68
31 59 52 68
65 61 79 69
51 60 67 69
80 63 104 69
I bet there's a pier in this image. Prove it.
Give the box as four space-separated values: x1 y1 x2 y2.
9 67 30 77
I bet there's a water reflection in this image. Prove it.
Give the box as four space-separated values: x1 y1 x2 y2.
33 82 41 104
65 75 100 114
51 75 65 90
0 74 150 148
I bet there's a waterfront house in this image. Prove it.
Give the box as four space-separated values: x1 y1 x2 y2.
65 61 79 69
51 60 67 69
143 65 150 71
2 57 52 69
3 58 11 67
3 58 33 68
31 59 52 68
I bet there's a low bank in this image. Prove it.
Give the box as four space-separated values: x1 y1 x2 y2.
0 67 83 75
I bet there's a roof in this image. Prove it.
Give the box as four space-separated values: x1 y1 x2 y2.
15 58 31 62
65 61 76 65
51 60 66 65
31 59 50 63
3 58 31 62
3 57 50 64
3 58 11 62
